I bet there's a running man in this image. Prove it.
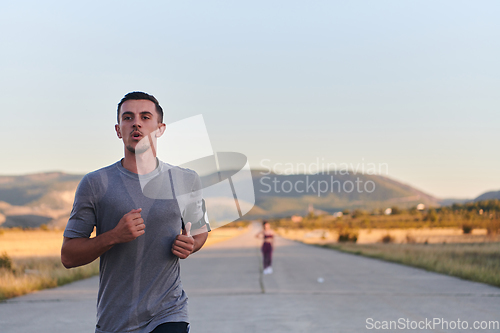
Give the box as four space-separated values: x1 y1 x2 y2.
61 91 210 333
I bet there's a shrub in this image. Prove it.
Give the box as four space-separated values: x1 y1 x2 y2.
380 234 395 243
462 224 473 234
338 229 358 243
0 252 13 270
391 206 402 215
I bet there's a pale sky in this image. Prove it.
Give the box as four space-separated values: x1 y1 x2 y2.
0 1 499 199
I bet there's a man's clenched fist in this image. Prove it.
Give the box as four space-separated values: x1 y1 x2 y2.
172 222 194 259
112 208 145 244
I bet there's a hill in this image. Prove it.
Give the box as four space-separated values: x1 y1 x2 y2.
236 170 440 218
0 172 82 229
436 189 500 207
474 190 500 202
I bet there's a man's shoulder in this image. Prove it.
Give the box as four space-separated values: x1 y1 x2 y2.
88 162 118 175
83 162 118 177
79 162 120 188
161 161 199 178
160 161 201 193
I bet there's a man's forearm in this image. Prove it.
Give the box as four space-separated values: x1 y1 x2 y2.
62 209 146 268
61 230 117 268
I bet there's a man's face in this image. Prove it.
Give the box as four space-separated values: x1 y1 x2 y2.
115 99 165 155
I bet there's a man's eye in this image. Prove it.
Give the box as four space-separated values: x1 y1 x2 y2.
143 116 150 120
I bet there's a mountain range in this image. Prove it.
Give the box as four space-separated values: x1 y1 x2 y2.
0 170 498 228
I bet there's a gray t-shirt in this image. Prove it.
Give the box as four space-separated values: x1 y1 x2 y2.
64 160 209 333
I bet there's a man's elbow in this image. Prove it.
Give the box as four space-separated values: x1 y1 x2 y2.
61 260 73 269
61 248 76 269
61 239 78 269
61 254 73 269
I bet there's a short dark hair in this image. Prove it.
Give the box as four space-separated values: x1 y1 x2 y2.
117 91 164 123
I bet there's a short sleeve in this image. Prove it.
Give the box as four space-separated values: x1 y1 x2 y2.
183 172 211 233
63 175 97 238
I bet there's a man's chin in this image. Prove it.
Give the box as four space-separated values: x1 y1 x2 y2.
126 144 151 155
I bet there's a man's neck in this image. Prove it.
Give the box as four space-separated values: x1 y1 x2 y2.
121 150 158 175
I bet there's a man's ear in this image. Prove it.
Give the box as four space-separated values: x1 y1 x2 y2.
155 123 166 138
115 124 122 139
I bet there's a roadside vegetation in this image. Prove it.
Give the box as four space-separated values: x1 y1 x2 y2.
271 199 500 237
273 200 500 287
0 223 249 301
0 254 99 300
323 242 500 288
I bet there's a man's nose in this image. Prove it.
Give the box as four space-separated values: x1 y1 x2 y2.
132 118 142 128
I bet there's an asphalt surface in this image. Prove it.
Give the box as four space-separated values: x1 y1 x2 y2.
2 223 500 332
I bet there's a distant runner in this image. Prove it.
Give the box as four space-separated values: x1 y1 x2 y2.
256 220 275 274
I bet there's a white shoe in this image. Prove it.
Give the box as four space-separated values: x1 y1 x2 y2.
268 267 273 274
263 267 270 275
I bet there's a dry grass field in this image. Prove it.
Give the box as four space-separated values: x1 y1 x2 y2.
0 229 71 257
277 227 499 245
203 227 248 247
0 227 247 301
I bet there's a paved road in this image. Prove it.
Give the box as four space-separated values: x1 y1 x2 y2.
2 223 500 332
